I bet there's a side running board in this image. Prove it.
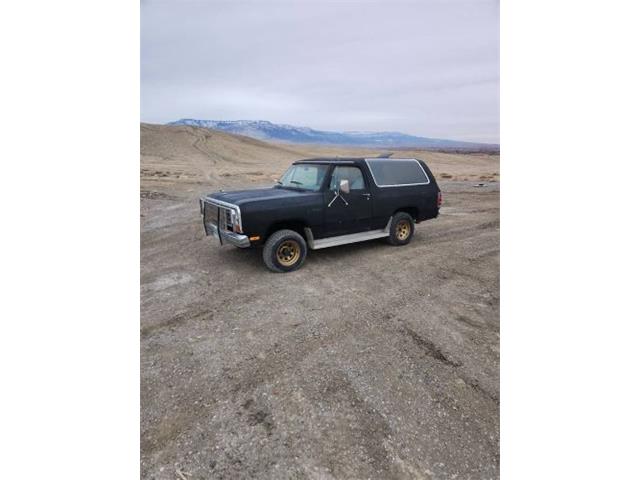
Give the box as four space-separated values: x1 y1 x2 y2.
304 217 392 250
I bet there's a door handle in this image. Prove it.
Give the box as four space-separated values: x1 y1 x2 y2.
361 193 371 199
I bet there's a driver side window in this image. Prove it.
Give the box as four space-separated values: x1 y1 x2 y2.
329 166 365 191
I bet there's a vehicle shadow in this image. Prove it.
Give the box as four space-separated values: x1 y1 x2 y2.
204 231 428 273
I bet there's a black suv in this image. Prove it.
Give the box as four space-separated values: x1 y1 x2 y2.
200 157 442 272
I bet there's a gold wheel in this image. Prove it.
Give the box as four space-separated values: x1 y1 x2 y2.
395 220 411 241
276 240 301 266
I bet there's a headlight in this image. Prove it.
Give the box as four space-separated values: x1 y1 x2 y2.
230 208 242 233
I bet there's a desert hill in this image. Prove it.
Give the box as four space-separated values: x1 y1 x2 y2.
141 123 499 195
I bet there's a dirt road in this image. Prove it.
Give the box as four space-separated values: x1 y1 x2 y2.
141 178 499 479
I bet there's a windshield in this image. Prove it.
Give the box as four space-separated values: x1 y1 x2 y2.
277 164 329 191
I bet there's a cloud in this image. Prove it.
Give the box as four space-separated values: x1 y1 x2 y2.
141 0 499 142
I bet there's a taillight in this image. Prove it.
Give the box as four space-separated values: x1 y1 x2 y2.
437 191 443 207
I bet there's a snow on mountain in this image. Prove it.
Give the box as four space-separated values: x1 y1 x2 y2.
167 119 498 150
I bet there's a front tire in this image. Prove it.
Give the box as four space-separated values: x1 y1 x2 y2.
387 212 415 246
262 229 308 272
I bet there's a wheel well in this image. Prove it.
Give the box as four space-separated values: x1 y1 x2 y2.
394 207 419 221
264 220 308 241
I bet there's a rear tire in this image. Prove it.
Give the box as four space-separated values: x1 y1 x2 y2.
262 229 308 272
387 212 415 246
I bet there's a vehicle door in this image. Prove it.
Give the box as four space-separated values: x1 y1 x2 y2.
323 165 373 236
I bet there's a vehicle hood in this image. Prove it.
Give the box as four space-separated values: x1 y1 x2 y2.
205 187 317 208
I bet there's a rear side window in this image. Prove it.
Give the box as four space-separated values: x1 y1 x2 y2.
365 159 429 187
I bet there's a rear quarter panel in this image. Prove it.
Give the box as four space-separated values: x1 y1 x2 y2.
363 159 440 228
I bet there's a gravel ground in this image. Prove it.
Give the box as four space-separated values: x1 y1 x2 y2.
141 180 499 480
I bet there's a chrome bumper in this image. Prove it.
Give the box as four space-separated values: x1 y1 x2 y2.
204 222 251 248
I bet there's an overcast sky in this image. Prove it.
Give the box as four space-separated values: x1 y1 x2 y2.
141 0 499 143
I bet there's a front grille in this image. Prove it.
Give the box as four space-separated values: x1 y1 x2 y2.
204 201 234 232
223 209 233 230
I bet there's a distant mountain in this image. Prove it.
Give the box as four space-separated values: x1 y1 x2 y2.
167 119 498 151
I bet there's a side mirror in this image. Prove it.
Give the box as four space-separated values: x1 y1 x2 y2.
339 179 350 194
